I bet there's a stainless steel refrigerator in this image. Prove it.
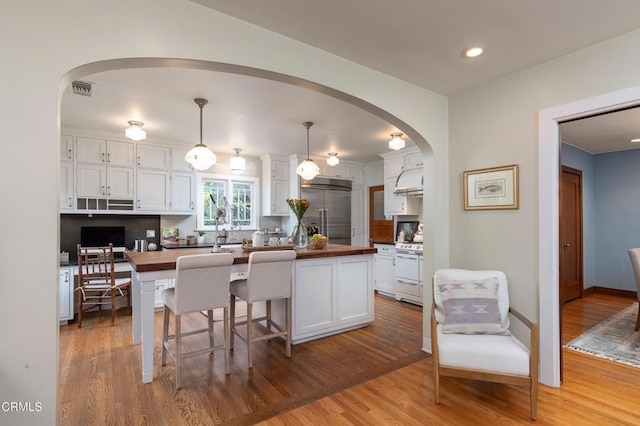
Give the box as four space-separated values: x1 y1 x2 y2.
300 176 352 245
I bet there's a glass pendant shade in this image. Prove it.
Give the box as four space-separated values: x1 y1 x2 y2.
185 97 217 171
296 121 320 180
185 144 217 170
327 152 339 166
388 132 405 150
125 121 146 141
229 148 246 174
296 159 320 180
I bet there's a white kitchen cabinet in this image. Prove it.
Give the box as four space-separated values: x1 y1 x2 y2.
171 171 196 212
171 148 194 172
136 169 170 210
76 164 106 197
60 162 75 211
60 134 74 162
76 137 135 167
107 167 135 198
76 165 134 198
385 155 405 177
374 244 396 296
59 268 73 324
261 154 290 216
405 150 424 169
350 167 364 187
321 164 349 179
381 149 421 216
351 186 365 246
293 255 374 343
136 144 171 170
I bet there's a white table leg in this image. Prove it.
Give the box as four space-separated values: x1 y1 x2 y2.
139 277 156 383
132 273 141 345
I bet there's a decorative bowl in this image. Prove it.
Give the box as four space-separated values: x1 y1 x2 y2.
309 237 328 249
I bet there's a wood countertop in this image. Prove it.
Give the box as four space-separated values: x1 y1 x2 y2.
126 244 377 273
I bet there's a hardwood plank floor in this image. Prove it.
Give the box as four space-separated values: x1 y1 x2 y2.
58 293 640 425
263 293 640 425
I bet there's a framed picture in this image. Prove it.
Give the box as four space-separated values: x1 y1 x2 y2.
463 164 519 210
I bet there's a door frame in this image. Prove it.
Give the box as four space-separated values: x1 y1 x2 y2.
538 83 640 387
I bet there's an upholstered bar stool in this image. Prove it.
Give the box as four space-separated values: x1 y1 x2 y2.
161 253 234 391
229 250 297 368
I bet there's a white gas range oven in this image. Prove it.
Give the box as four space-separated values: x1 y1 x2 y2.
394 221 424 306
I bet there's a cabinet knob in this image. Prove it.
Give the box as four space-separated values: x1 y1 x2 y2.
107 153 111 163
137 156 141 166
101 152 105 163
137 200 140 208
68 197 72 207
101 185 106 195
67 148 72 160
107 186 111 196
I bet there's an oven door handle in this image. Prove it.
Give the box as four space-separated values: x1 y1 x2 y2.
397 278 418 285
396 254 417 260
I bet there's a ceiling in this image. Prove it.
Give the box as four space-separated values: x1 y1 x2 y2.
61 1 640 162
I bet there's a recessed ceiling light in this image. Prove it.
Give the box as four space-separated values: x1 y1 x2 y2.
463 46 484 58
631 138 640 143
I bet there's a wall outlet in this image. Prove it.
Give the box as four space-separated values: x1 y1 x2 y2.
146 229 155 238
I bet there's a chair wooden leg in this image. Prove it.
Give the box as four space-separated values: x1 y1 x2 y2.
285 297 292 358
77 291 83 328
230 295 236 350
247 302 253 369
266 300 272 334
161 306 170 366
635 303 640 331
531 380 538 420
111 289 116 326
174 314 182 391
223 306 230 375
207 309 215 353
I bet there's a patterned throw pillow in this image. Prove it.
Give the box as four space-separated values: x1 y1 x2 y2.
438 277 508 335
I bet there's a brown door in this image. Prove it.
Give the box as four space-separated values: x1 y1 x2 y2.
560 166 583 304
368 185 394 246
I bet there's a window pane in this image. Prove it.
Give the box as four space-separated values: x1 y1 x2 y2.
203 180 226 226
232 182 252 226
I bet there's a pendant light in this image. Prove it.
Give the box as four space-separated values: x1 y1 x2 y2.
125 120 146 141
296 121 320 180
327 152 339 166
389 132 405 150
185 98 217 170
229 148 246 174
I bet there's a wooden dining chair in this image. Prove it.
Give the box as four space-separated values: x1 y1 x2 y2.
76 243 131 328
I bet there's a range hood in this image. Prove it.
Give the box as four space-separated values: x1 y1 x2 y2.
394 168 423 195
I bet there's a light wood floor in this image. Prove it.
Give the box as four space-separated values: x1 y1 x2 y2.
58 293 640 425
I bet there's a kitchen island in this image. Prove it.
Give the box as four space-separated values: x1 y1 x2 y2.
126 244 376 383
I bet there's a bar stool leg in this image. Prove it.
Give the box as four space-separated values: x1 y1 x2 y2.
161 306 170 366
247 302 253 369
230 295 236 350
223 306 230 374
175 314 182 390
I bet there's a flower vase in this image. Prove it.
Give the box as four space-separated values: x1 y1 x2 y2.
292 218 308 249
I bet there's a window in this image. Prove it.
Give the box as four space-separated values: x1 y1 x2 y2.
198 174 258 230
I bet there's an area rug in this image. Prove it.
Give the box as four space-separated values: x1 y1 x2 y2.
565 303 640 368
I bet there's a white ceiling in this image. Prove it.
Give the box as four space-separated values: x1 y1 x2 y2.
61 1 640 162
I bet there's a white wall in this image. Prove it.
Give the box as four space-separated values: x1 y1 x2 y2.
0 1 448 423
449 29 640 385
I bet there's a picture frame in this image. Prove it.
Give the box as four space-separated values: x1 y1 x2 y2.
463 164 519 210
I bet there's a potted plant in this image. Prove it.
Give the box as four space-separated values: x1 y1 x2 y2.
196 230 206 244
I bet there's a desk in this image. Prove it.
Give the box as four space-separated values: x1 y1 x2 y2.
126 244 376 383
